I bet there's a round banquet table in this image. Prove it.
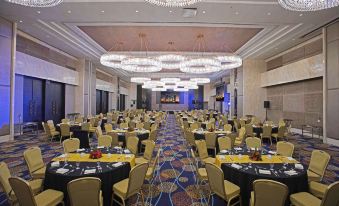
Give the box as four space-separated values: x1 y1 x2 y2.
253 126 278 137
193 130 234 155
217 148 308 206
114 129 150 151
44 149 132 206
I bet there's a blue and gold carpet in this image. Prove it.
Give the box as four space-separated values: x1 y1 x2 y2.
0 115 338 206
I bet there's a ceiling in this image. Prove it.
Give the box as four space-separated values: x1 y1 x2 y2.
0 0 338 81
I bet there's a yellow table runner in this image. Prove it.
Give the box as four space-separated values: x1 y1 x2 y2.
109 130 150 134
215 155 298 167
52 154 136 167
193 130 231 134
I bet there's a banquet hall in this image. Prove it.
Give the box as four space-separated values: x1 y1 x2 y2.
0 0 338 206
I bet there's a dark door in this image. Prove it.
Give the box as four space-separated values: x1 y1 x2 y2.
96 90 101 114
45 80 65 124
96 90 109 114
23 76 44 123
119 94 126 111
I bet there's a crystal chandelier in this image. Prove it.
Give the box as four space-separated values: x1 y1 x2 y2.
131 77 151 83
160 78 181 83
278 0 339 11
145 0 201 7
190 78 210 84
5 0 63 7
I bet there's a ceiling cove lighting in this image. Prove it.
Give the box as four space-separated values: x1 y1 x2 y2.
278 0 339 11
190 78 210 84
130 77 151 84
5 0 63 7
145 0 201 7
174 87 189 92
160 78 181 83
152 87 167 91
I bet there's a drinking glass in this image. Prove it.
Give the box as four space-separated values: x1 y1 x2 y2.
76 162 80 170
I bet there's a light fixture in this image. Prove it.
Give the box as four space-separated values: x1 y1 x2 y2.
176 81 197 87
152 87 166 91
174 87 189 92
216 55 243 70
145 0 201 7
144 80 165 88
180 58 221 74
278 0 339 11
164 85 177 90
100 53 127 69
160 78 181 83
157 54 186 69
131 77 151 84
185 85 199 89
190 78 210 84
5 0 63 7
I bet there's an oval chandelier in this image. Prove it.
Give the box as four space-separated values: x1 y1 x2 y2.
5 0 63 7
278 0 339 11
100 53 127 69
131 77 151 83
145 0 201 7
190 78 210 84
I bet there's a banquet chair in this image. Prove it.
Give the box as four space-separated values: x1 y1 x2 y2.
63 138 80 153
143 122 151 130
75 117 84 124
183 121 190 131
145 150 160 183
307 150 330 182
272 125 286 142
135 140 155 165
9 177 64 206
127 136 139 155
290 181 339 206
309 181 328 199
98 135 112 148
250 179 288 206
81 122 90 131
265 121 274 126
190 149 208 188
136 122 144 129
218 137 232 151
0 162 43 206
67 177 102 206
224 124 232 132
23 147 46 179
61 118 70 124
206 122 215 130
233 120 240 133
120 122 128 129
95 126 103 138
205 163 241 206
234 127 246 146
112 163 148 206
245 124 256 137
60 123 73 144
240 119 246 128
195 140 215 164
276 141 294 157
44 122 60 142
245 137 262 149
104 123 113 133
107 132 120 147
205 132 217 156
141 129 157 147
190 122 199 131
278 119 286 127
185 130 196 149
150 124 157 132
128 121 136 129
260 125 272 145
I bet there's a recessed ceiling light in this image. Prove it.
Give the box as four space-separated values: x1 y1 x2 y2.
37 11 41 14
101 10 105 13
299 13 303 16
135 10 139 13
19 20 23 23
169 10 172 13
67 10 71 14
267 12 271 15
292 38 295 41
235 11 239 15
202 10 206 14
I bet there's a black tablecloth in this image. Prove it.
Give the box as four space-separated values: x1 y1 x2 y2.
44 150 131 206
117 132 149 151
253 126 278 137
219 149 308 206
72 130 90 149
194 132 231 155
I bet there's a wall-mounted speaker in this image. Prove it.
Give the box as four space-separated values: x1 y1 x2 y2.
264 101 270 109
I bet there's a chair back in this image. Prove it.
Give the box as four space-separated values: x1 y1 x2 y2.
262 125 272 137
107 132 119 146
321 181 339 206
143 122 151 130
195 140 209 159
136 122 144 129
127 136 139 155
245 124 254 136
205 132 216 148
0 162 13 200
120 122 128 129
224 124 232 132
149 130 157 142
205 163 226 198
253 179 288 206
95 126 103 138
144 141 155 160
183 121 189 130
67 177 101 206
150 124 157 132
23 147 44 174
206 122 215 130
276 141 294 157
98 135 112 148
185 130 196 147
190 122 199 131
81 122 90 131
309 150 330 179
8 177 36 206
238 127 246 142
128 121 136 129
60 123 71 137
277 125 286 138
104 124 112 133
47 120 54 125
218 137 232 151
126 163 149 198
61 118 70 124
126 131 137 139
63 138 80 153
246 137 262 148
75 117 83 124
240 119 246 127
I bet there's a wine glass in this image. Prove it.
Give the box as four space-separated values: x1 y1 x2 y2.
75 162 80 170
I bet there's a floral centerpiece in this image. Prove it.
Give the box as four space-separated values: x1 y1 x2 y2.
89 149 102 159
249 148 262 161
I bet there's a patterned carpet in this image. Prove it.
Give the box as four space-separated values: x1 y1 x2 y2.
0 114 338 206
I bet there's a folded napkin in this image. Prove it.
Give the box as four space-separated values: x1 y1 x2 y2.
97 146 104 149
250 147 255 150
51 161 60 167
284 170 298 175
125 154 132 158
268 151 277 155
84 169 96 174
114 146 122 149
295 164 304 170
220 150 228 154
231 164 242 169
287 157 295 161
58 154 66 158
218 155 226 159
56 168 69 174
259 169 271 175
124 149 131 154
112 162 123 167
234 147 242 151
76 148 85 152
